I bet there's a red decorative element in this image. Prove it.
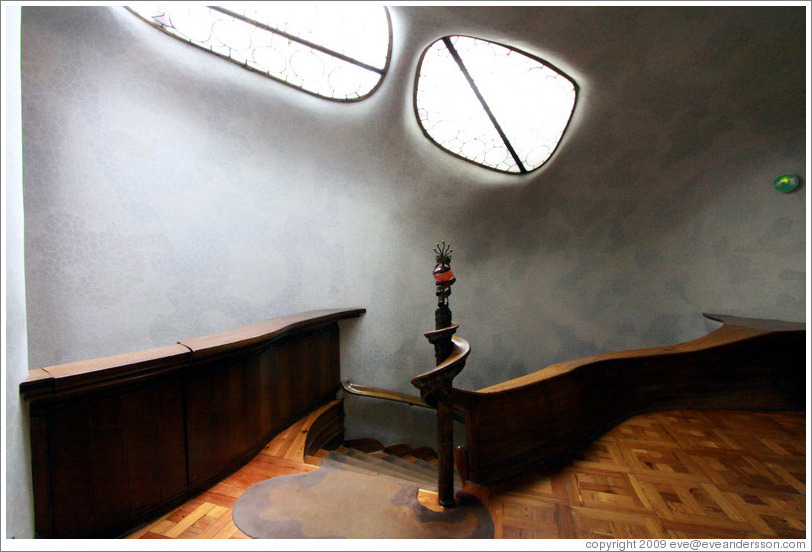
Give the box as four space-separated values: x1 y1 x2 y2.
433 267 454 282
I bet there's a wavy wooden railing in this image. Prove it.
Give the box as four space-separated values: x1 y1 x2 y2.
19 308 364 538
452 313 806 485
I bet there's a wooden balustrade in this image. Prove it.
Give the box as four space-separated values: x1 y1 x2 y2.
20 308 364 538
452 314 806 485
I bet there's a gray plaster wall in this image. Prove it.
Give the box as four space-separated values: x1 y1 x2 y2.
5 6 36 541
7 5 806 538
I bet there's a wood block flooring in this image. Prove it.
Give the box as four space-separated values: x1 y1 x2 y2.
124 409 806 539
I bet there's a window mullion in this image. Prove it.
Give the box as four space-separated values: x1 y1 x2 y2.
441 37 526 174
210 6 386 75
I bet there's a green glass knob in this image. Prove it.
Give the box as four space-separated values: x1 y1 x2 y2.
773 174 800 194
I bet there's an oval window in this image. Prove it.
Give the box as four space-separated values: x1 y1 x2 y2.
415 35 577 174
128 4 392 101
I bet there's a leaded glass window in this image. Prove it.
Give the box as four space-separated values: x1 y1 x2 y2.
127 4 392 101
415 36 577 174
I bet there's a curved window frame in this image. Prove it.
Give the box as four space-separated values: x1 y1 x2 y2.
413 35 579 175
126 5 393 102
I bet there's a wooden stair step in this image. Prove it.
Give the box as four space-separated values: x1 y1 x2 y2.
381 454 442 481
341 438 385 454
303 455 323 467
382 444 413 457
325 450 437 488
384 454 462 489
322 452 419 484
321 446 463 493
343 449 438 486
411 446 438 461
396 454 421 464
320 454 390 479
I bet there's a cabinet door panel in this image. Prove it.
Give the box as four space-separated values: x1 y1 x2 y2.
186 363 233 485
49 402 98 537
48 375 187 537
125 376 187 515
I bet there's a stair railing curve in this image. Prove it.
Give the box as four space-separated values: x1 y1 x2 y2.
410 332 470 508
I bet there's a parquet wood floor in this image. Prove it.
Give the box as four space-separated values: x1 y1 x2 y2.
485 410 807 539
124 409 806 540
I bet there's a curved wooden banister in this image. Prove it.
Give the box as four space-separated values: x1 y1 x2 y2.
341 380 431 409
179 308 366 360
410 336 471 392
473 318 781 394
452 313 806 485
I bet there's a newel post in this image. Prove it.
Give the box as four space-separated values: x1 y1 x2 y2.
420 241 461 508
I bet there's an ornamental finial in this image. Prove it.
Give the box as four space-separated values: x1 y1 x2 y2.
433 241 456 329
434 241 453 264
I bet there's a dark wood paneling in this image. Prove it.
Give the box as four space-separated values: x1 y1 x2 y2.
154 376 188 501
40 375 190 538
48 401 97 537
185 353 267 486
29 413 52 538
257 352 274 438
186 324 344 487
270 342 292 428
289 335 311 415
123 387 163 516
20 308 365 538
185 361 229 486
91 393 131 529
124 376 187 515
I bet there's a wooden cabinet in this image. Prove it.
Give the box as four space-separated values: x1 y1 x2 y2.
35 375 186 538
20 309 364 538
